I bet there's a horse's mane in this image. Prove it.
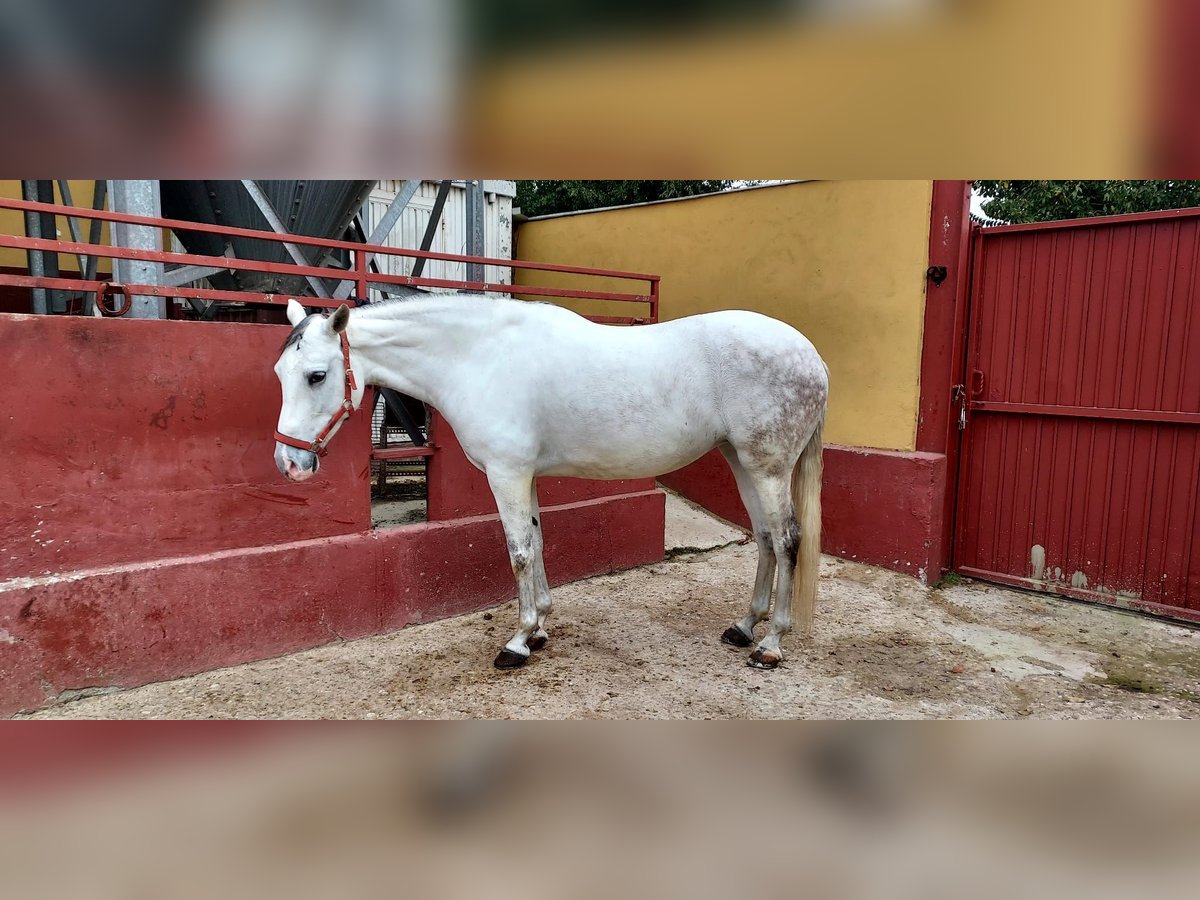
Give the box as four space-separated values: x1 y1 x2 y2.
279 313 320 352
353 289 491 320
281 289 495 348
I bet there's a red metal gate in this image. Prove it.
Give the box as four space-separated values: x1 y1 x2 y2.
955 209 1200 623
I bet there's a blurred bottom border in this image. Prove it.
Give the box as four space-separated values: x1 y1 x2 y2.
0 721 1197 898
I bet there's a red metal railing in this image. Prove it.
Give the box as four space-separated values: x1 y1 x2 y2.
0 194 660 467
0 196 661 324
0 196 657 468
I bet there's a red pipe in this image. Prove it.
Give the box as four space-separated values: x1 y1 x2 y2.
0 196 662 283
0 195 661 322
0 272 655 310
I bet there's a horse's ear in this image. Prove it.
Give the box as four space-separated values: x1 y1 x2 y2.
286 298 307 327
329 303 351 335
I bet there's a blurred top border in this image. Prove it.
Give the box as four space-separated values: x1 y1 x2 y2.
0 0 1189 177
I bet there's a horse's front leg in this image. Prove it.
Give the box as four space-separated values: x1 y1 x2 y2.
488 469 543 669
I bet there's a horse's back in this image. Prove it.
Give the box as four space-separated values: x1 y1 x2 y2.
506 304 827 478
534 304 820 369
639 308 827 402
671 310 828 460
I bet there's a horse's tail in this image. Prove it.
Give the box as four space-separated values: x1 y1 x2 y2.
791 410 824 637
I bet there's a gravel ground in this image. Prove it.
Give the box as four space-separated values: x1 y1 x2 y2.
25 494 1200 720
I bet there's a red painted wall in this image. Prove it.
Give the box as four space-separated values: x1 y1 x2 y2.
0 313 372 581
916 180 973 579
0 311 665 716
426 413 656 519
0 490 664 715
660 444 947 581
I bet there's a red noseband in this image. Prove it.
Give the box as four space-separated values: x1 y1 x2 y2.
274 329 357 458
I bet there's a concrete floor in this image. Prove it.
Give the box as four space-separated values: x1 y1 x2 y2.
24 491 1200 719
662 487 746 554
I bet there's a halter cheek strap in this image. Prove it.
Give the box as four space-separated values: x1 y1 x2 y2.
274 329 358 458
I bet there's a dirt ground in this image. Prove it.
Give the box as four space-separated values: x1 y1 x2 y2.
25 493 1200 720
370 475 426 528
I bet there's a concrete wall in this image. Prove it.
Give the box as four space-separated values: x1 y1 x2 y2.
0 312 663 716
0 315 372 580
515 180 933 451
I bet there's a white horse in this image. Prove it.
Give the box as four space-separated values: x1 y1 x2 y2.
273 294 828 670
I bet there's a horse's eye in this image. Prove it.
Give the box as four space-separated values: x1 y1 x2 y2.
307 371 327 386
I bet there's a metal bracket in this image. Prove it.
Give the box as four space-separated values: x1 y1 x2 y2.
96 282 132 317
952 384 967 431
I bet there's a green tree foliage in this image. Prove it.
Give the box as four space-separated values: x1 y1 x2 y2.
515 181 738 217
974 181 1200 226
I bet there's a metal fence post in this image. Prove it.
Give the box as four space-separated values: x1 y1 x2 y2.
20 181 48 314
354 244 368 302
465 179 485 285
107 180 165 319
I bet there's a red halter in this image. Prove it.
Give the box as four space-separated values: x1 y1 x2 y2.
274 329 358 458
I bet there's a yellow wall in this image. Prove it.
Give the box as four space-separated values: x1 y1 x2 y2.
514 181 932 451
0 180 112 274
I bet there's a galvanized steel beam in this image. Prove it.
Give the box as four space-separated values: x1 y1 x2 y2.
332 179 422 301
465 179 485 284
55 180 91 277
410 180 452 279
163 264 229 287
55 180 107 316
240 180 331 298
107 180 164 319
20 181 48 314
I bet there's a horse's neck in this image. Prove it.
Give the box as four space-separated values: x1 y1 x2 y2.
347 297 493 407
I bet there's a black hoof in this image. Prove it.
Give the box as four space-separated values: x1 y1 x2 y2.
528 635 548 652
494 649 529 669
721 626 753 648
748 648 781 669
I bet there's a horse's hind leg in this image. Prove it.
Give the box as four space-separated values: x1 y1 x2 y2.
487 470 543 669
718 447 800 668
718 444 775 649
741 464 800 669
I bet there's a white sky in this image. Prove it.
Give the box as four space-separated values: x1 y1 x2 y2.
969 187 987 218
969 186 1005 224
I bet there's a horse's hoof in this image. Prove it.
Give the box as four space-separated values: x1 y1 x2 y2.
494 649 529 669
721 626 753 648
748 648 782 669
528 635 548 652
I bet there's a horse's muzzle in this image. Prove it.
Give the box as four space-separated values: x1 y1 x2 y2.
275 443 319 482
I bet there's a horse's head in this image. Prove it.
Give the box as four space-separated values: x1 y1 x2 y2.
273 298 364 481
